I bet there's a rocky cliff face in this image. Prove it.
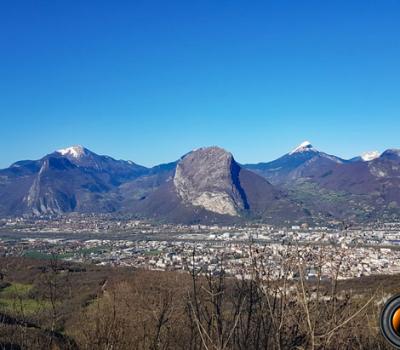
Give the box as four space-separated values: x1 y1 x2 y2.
173 147 247 216
0 147 149 216
23 157 78 215
133 146 309 224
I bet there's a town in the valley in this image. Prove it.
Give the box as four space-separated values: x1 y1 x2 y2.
2 215 400 281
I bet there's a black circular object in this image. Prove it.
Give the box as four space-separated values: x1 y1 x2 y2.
380 294 400 349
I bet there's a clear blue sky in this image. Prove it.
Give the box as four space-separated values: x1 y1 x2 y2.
1 0 400 168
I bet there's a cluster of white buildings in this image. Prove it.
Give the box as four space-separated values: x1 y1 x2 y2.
3 222 400 281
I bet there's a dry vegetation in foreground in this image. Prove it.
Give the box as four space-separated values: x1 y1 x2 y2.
0 245 397 350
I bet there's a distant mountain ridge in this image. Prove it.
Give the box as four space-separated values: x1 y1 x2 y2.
0 146 148 216
1 142 400 224
244 141 347 185
245 142 400 222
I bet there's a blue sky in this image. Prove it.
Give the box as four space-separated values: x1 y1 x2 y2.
1 0 400 168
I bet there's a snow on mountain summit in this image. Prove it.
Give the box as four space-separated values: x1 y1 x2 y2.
289 141 315 155
57 145 87 158
361 151 380 162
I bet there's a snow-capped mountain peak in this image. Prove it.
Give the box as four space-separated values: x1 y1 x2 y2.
289 141 315 155
57 145 87 158
361 151 380 162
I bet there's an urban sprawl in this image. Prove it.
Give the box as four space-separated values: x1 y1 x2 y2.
2 215 400 281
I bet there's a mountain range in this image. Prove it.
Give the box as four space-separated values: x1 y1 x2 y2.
1 142 399 224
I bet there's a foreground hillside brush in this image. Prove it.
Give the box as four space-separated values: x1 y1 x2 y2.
0 251 396 350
